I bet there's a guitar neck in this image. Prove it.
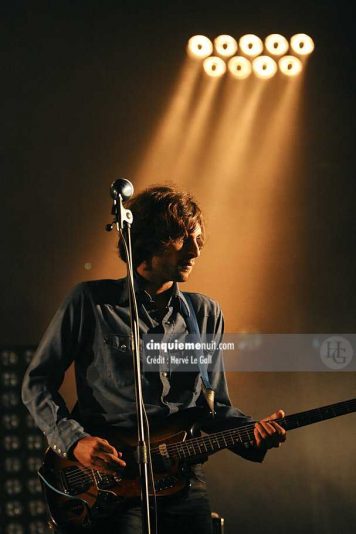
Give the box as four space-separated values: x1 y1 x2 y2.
169 398 356 461
278 398 356 431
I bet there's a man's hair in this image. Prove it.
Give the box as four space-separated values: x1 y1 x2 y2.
118 185 205 267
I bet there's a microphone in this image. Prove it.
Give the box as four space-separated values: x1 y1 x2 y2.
110 178 134 201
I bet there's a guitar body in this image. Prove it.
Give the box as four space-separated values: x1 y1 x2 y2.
40 410 207 529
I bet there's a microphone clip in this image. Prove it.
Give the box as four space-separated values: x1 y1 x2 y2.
106 198 133 232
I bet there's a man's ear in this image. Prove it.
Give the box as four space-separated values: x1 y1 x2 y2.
136 258 152 275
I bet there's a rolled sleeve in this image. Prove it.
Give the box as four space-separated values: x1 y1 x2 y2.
46 418 90 457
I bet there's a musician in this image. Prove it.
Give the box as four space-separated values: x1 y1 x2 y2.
22 185 286 533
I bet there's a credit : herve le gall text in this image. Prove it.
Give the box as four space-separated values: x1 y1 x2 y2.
145 354 212 366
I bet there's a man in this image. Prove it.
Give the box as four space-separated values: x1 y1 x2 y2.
22 185 286 533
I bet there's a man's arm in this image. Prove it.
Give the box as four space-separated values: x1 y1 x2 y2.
22 283 127 472
21 284 92 457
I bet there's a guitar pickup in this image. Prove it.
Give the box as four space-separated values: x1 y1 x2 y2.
155 476 178 492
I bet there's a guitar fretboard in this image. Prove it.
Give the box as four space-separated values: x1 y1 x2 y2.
160 398 356 461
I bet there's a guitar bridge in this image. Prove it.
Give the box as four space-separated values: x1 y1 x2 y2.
97 473 122 490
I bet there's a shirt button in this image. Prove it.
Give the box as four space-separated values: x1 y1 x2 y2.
53 445 57 450
58 448 62 454
162 372 168 377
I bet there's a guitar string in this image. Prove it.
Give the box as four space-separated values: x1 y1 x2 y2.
62 399 356 486
63 424 261 486
62 412 340 486
63 399 356 486
64 468 118 485
63 399 356 485
64 421 346 486
63 423 260 485
153 399 356 458
62 431 251 486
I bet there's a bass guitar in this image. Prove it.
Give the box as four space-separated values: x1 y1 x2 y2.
39 398 356 529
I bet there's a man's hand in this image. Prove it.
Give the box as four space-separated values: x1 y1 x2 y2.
71 436 126 474
254 409 287 450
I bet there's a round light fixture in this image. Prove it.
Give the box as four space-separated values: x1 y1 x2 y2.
239 34 263 57
265 34 289 56
228 56 252 79
279 55 303 76
187 35 213 59
214 35 238 57
252 56 278 79
290 34 315 55
203 56 227 77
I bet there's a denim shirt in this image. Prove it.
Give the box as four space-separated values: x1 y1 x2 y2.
22 277 265 462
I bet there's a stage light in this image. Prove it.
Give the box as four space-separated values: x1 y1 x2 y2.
203 56 226 77
228 56 252 79
1 347 49 532
290 33 314 55
252 56 277 79
3 414 20 429
27 478 42 495
4 457 22 473
29 521 47 534
28 500 46 516
265 34 289 56
2 371 18 387
1 350 18 366
27 456 42 472
214 35 238 57
4 435 21 451
2 392 20 408
239 34 263 57
5 479 23 496
279 55 303 77
5 500 23 518
187 35 213 59
26 434 43 450
5 522 24 534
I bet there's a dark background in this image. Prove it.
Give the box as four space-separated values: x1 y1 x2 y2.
1 1 355 533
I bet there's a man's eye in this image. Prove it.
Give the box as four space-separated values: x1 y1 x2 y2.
180 234 203 248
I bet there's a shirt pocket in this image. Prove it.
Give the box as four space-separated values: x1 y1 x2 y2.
103 334 135 387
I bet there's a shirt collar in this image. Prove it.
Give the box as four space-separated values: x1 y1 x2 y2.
117 274 190 317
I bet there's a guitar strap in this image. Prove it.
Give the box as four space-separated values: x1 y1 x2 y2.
183 293 215 415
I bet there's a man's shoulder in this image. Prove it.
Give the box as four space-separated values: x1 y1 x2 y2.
68 278 127 305
181 290 222 317
80 278 125 290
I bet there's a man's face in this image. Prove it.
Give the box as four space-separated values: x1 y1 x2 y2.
148 225 203 284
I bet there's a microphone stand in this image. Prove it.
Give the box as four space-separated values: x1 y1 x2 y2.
107 193 151 534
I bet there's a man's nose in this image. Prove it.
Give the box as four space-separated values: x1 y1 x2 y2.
186 237 201 258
